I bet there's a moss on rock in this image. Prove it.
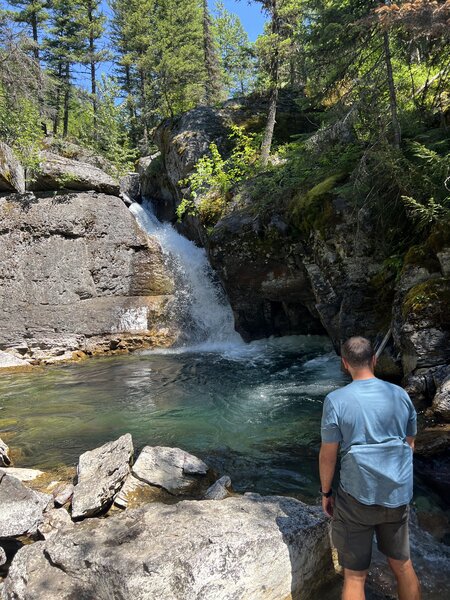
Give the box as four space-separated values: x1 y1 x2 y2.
402 277 450 320
290 173 344 235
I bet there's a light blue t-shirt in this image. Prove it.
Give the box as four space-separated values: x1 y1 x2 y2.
321 377 417 507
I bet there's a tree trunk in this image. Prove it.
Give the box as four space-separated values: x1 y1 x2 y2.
260 0 280 167
53 63 63 135
203 0 222 104
63 63 70 138
88 3 97 132
383 30 401 149
31 11 39 63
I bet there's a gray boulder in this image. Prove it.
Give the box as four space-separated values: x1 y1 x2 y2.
204 475 232 500
132 446 208 494
120 173 140 203
432 368 450 422
0 471 51 538
2 494 333 600
0 438 11 467
28 151 120 195
53 483 74 507
0 142 25 194
37 508 73 540
71 434 134 519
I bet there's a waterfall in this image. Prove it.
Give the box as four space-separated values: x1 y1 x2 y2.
130 200 242 348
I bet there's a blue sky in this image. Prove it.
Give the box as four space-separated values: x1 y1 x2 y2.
212 1 267 42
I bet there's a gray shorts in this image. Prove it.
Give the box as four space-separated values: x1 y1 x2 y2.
332 486 410 571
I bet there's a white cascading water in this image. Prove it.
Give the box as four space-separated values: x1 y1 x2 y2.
130 199 242 348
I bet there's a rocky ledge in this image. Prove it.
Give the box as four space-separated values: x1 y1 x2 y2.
0 435 334 600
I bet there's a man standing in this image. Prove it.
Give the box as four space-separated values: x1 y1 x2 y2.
319 336 421 600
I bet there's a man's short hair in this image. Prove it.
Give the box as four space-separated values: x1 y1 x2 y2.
341 337 374 367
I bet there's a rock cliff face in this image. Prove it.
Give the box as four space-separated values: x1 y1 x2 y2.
0 187 177 367
146 104 450 432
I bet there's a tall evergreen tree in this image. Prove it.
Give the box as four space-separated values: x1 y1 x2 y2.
44 0 87 136
202 0 223 104
6 0 48 62
80 0 107 131
213 1 255 96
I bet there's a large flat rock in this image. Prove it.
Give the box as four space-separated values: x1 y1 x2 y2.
28 151 120 195
2 494 333 600
0 471 51 538
72 434 134 519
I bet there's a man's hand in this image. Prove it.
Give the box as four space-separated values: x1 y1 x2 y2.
322 495 334 517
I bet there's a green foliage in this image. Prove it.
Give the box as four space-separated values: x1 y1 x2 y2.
178 125 259 222
401 142 450 230
212 1 256 96
0 84 43 170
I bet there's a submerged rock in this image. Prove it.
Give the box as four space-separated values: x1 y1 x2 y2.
0 471 51 538
132 446 209 494
71 434 133 519
2 494 333 600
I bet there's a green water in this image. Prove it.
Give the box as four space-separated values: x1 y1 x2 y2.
1 335 342 500
1 334 449 596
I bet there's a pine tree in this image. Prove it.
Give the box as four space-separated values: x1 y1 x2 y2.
80 0 108 131
202 0 223 104
6 0 48 62
213 1 255 96
44 0 87 136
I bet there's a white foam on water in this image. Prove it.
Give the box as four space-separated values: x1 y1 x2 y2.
130 200 242 348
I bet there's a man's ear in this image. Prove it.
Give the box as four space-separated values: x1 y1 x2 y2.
372 355 377 369
341 357 349 371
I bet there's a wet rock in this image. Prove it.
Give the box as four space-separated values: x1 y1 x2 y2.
415 424 450 457
137 153 177 222
414 453 450 499
0 142 25 193
37 508 73 540
0 471 51 538
28 151 120 195
71 434 133 519
120 173 140 203
0 438 11 467
0 192 176 363
2 494 333 600
204 475 232 500
132 446 208 494
0 352 32 374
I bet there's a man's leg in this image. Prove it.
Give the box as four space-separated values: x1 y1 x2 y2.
342 568 368 600
387 557 421 600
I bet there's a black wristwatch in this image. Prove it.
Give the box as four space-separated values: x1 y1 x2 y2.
320 488 333 498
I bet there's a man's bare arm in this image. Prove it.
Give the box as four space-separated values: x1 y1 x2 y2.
319 442 339 491
319 442 339 517
406 436 415 451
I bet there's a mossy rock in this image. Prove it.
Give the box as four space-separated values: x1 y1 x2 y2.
290 173 344 236
427 218 450 254
403 244 441 273
402 277 450 321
